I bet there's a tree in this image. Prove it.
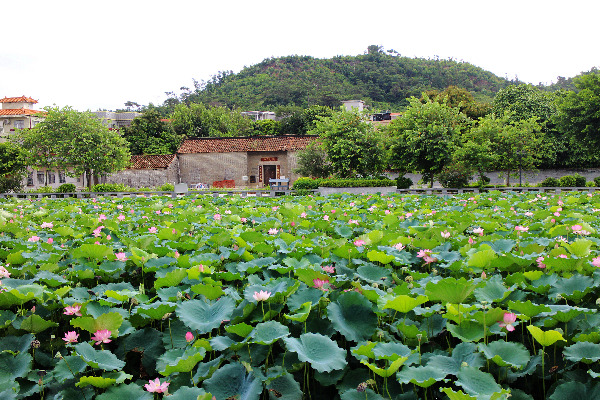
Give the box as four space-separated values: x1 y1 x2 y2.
309 109 386 178
170 103 253 138
0 142 27 193
294 142 331 178
122 110 183 155
14 106 130 189
457 113 543 185
421 86 491 120
387 96 469 186
555 71 600 166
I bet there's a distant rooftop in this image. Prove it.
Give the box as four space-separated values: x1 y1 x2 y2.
0 96 38 104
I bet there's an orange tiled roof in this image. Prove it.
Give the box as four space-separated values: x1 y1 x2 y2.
128 154 176 169
0 96 38 103
0 108 45 116
178 135 318 154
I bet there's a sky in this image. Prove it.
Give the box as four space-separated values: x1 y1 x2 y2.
1 0 598 112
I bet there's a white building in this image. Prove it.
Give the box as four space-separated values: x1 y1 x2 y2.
341 100 365 112
0 96 46 138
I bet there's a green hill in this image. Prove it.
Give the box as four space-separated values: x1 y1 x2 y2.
165 46 512 112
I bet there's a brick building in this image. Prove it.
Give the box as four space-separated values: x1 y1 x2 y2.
177 135 317 188
104 154 179 188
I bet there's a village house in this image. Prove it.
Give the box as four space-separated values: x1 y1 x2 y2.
0 96 45 139
104 154 179 188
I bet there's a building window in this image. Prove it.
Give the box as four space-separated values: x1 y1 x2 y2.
48 173 55 184
37 172 45 184
27 172 34 187
14 120 24 129
59 171 66 183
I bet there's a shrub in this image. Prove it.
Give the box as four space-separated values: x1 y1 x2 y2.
573 173 586 187
57 183 76 193
157 183 175 191
437 164 472 188
539 177 559 187
27 185 54 193
558 175 577 187
91 183 132 192
317 178 395 188
594 176 600 187
293 177 321 190
396 175 413 189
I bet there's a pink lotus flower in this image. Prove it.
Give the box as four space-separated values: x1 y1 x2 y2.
185 331 194 342
394 243 405 251
525 212 533 217
174 251 180 259
41 222 53 229
117 205 123 210
499 312 517 332
64 305 82 316
0 266 10 279
241 217 247 223
92 226 104 237
117 214 125 222
515 226 529 232
98 214 107 222
348 219 359 225
28 236 40 242
313 279 329 290
300 212 307 218
148 227 157 234
537 256 546 269
592 257 600 267
47 238 54 244
115 252 128 262
253 290 271 301
323 215 329 221
558 254 568 259
144 378 170 393
91 329 112 345
213 214 221 221
405 212 413 218
571 224 583 232
441 230 450 239
553 212 560 217
468 237 475 244
473 227 484 236
268 228 278 235
354 239 366 247
321 265 335 274
63 331 79 343
416 249 432 258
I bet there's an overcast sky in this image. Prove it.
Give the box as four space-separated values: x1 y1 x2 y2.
1 0 598 112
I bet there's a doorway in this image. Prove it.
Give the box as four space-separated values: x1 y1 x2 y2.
263 165 276 186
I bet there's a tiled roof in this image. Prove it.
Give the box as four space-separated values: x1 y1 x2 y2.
0 108 45 116
178 135 318 154
0 96 38 103
128 154 176 169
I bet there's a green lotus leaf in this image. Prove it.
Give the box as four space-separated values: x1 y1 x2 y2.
76 376 116 388
74 342 126 371
283 333 347 373
203 363 263 400
225 322 254 338
565 238 593 257
470 308 508 327
157 347 206 376
190 283 225 300
72 244 113 260
467 248 497 269
355 265 392 284
487 239 516 253
284 301 311 323
176 297 235 334
427 342 484 375
327 291 377 342
446 321 485 343
95 383 153 400
478 340 530 369
362 356 408 378
0 351 32 386
425 277 481 304
396 365 446 387
456 366 508 398
169 386 212 400
250 321 290 345
154 268 187 289
507 300 551 319
527 325 566 347
440 388 477 400
474 275 514 303
351 341 377 360
366 250 395 264
16 314 58 333
70 312 123 334
266 372 303 400
371 342 412 361
563 341 600 363
340 388 384 400
135 302 177 320
51 355 88 382
548 381 600 400
383 295 428 314
549 275 594 303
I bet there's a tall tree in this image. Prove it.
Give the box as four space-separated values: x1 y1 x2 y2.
0 142 27 193
14 106 130 189
309 109 386 178
122 110 183 155
170 103 253 138
387 96 468 186
555 71 600 166
422 86 491 120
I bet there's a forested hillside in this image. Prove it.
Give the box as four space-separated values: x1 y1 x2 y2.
158 46 512 113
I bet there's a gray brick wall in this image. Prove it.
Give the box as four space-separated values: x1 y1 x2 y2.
179 153 248 187
105 159 179 188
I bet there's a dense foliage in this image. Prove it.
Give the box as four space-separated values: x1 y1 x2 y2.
1 192 600 399
0 142 27 193
121 110 183 155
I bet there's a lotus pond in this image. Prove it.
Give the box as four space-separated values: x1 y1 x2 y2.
0 192 600 400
